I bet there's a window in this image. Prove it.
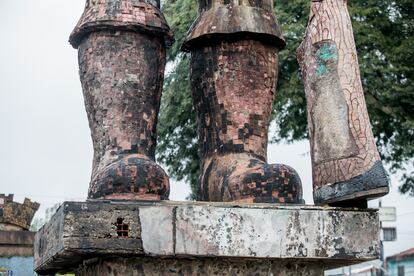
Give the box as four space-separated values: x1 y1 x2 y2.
398 265 404 276
115 217 129 237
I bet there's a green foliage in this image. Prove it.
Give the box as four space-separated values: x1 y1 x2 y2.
157 56 199 199
349 0 414 194
30 217 45 232
158 0 414 198
162 0 198 61
30 203 61 231
272 0 309 141
157 0 199 198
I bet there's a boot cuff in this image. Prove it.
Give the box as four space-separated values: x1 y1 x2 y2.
181 5 285 52
69 0 173 49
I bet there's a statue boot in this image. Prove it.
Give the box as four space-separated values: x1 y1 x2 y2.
183 0 304 203
70 0 173 200
297 0 389 207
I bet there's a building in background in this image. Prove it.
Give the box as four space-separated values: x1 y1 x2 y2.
0 194 39 275
325 260 382 276
386 247 414 276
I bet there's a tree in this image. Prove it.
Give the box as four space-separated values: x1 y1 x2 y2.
30 203 61 231
157 0 414 198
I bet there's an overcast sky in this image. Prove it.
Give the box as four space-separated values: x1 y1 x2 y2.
0 0 412 260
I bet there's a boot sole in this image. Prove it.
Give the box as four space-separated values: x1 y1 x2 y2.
313 161 389 206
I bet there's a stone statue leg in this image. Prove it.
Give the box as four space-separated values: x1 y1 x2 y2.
297 0 389 206
69 0 172 200
183 0 304 203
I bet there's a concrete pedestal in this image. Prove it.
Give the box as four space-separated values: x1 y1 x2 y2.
0 231 37 275
34 200 379 275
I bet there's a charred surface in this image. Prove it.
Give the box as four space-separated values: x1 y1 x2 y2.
313 161 389 205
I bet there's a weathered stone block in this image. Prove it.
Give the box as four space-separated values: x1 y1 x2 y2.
174 205 378 259
139 205 174 255
34 200 380 275
0 194 39 230
76 256 327 276
0 231 35 257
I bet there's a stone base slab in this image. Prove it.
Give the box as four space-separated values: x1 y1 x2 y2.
0 230 35 257
76 256 330 276
34 200 380 275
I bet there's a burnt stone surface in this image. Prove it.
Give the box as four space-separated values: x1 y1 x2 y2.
0 194 39 231
34 200 380 275
71 0 171 199
185 0 303 203
297 0 389 205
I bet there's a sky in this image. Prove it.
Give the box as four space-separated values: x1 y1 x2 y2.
0 0 412 261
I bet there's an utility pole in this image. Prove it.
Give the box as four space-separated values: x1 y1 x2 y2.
379 200 384 276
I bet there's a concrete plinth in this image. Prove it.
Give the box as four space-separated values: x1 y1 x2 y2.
34 200 380 275
0 230 35 257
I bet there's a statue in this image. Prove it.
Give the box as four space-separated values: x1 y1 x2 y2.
69 0 173 200
297 0 389 206
70 0 388 207
182 0 304 203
